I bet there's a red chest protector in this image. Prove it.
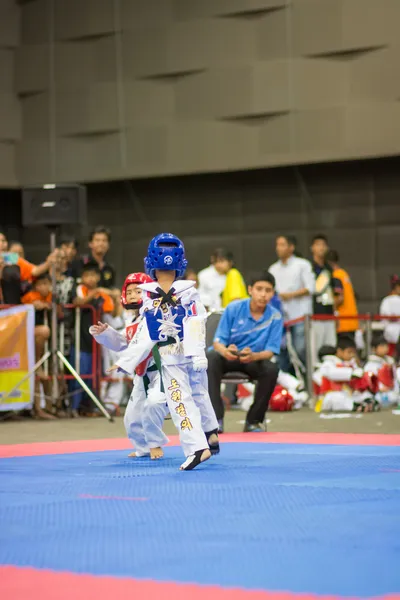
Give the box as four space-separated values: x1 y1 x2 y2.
377 364 395 388
125 321 152 377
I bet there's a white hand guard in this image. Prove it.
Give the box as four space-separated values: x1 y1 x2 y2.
352 367 364 379
192 355 208 372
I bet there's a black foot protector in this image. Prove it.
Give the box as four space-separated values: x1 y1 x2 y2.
180 448 211 471
205 428 220 455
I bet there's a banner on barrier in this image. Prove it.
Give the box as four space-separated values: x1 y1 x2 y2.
0 305 35 411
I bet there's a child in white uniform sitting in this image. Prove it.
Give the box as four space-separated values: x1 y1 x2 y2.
364 335 399 406
313 337 376 412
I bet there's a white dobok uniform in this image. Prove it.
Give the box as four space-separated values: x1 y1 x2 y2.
115 280 218 458
90 316 169 456
364 354 399 405
313 355 364 412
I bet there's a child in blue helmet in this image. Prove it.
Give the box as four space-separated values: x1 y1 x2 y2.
111 233 219 471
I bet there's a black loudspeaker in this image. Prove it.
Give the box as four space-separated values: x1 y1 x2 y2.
22 184 87 227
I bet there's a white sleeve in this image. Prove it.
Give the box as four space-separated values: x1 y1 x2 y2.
89 325 128 353
320 363 353 382
301 260 316 295
363 360 380 376
380 298 400 343
115 317 156 375
180 287 207 358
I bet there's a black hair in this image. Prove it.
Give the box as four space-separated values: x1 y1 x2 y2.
249 270 276 288
33 273 51 284
89 226 111 243
326 249 339 263
311 234 328 245
8 240 22 247
60 236 79 249
212 248 234 262
276 234 297 247
371 334 388 349
81 261 100 274
318 345 336 361
390 274 400 290
337 336 356 351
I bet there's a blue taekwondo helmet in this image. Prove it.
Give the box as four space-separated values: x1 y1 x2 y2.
144 233 188 279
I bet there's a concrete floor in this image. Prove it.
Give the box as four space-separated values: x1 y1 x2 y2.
0 407 398 445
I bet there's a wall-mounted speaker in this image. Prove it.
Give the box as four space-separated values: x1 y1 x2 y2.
22 184 87 227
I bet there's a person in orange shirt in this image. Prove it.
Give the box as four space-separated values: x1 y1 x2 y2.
326 250 359 341
70 262 114 417
0 228 59 303
21 274 55 419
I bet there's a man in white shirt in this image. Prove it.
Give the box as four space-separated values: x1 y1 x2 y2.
380 275 400 356
269 235 315 367
197 248 232 311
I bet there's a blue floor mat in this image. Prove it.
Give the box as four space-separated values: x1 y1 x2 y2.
1 442 399 597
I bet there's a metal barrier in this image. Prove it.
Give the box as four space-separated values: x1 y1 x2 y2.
0 302 100 393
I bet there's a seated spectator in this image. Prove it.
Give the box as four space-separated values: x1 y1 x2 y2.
207 271 282 433
313 337 376 413
198 248 231 311
364 335 399 406
326 249 359 341
71 262 114 417
8 241 25 258
379 275 400 357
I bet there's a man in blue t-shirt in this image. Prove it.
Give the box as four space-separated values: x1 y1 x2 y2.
208 271 283 433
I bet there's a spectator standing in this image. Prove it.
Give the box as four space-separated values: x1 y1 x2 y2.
326 249 359 341
71 262 114 417
379 275 400 357
198 248 230 311
81 226 115 289
207 271 282 433
8 241 24 258
269 235 315 367
310 235 340 364
0 228 57 305
222 258 248 308
60 236 81 280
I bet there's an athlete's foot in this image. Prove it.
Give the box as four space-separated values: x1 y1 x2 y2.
128 451 150 458
205 429 220 455
180 448 211 471
150 447 164 460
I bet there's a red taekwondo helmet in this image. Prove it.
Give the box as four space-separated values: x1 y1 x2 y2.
121 272 153 310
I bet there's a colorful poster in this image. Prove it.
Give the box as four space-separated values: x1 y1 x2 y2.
0 304 35 411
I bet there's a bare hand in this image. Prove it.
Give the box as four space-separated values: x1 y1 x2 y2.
239 347 254 364
224 344 239 361
279 292 293 302
91 321 108 335
107 364 120 374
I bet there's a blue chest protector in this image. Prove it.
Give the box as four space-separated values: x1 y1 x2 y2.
144 288 186 343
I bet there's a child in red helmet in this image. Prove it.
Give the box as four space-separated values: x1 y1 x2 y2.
91 272 168 459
